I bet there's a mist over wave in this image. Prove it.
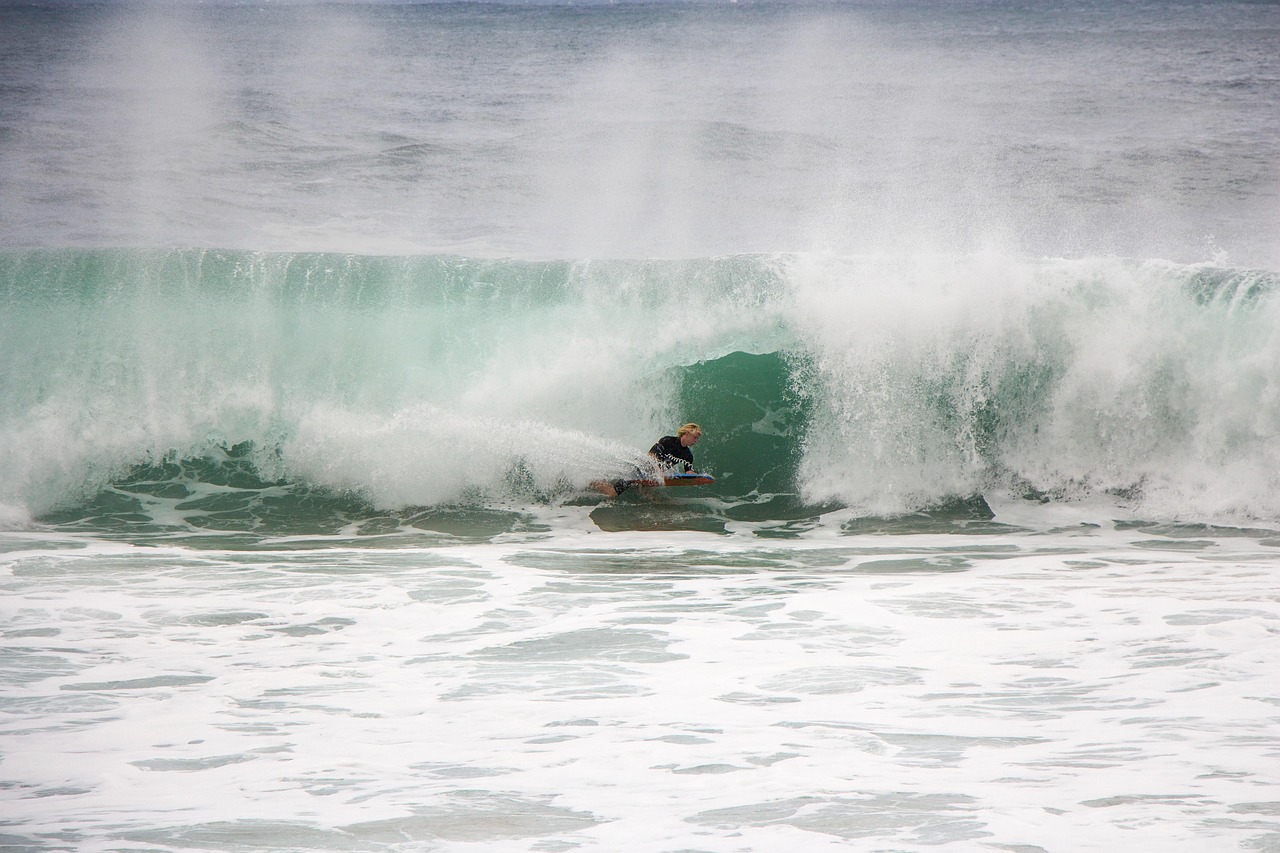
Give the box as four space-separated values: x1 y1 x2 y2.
1 1 1277 264
2 248 1277 527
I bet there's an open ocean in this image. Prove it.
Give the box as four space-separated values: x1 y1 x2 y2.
2 1 1279 851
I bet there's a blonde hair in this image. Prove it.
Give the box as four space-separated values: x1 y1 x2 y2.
676 423 702 438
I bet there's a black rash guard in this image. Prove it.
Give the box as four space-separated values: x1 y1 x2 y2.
650 435 694 472
606 435 695 496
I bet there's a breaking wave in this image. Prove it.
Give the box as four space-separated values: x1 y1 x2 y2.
2 247 1278 532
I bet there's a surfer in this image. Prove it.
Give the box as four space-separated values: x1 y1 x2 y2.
648 422 701 473
592 423 703 498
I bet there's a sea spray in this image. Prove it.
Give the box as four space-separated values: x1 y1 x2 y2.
791 253 1280 519
283 404 654 508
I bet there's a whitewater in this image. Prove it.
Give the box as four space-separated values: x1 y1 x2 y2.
2 1 1279 851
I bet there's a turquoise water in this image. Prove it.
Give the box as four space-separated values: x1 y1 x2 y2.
2 2 1279 851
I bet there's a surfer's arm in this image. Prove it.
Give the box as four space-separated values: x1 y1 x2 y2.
648 449 692 472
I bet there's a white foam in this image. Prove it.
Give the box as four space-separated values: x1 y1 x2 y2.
0 499 40 529
786 253 1280 524
284 403 653 506
2 507 1278 851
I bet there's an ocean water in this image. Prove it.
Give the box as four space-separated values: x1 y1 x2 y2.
2 1 1279 851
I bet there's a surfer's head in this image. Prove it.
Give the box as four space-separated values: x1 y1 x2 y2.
677 423 702 446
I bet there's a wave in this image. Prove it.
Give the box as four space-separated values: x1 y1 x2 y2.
2 248 1278 531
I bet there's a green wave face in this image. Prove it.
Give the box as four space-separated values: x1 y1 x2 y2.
2 248 1278 537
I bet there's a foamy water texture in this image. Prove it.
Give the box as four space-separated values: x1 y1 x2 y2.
2 500 1279 852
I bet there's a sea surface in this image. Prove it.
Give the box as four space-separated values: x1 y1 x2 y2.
2 1 1279 851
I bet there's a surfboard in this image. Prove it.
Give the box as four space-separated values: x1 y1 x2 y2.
629 473 716 488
